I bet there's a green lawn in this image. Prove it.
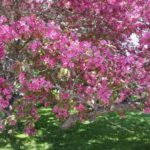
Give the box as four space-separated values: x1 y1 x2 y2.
0 108 150 150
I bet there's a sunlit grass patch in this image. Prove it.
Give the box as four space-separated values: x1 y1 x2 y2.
0 109 150 150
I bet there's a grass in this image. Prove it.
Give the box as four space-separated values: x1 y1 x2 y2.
0 108 150 150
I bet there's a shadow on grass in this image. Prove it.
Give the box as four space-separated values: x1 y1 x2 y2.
0 109 150 150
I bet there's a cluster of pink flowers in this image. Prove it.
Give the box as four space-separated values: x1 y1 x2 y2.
0 77 12 109
27 77 53 92
0 45 4 59
75 104 85 112
24 123 36 136
53 105 69 119
143 101 150 114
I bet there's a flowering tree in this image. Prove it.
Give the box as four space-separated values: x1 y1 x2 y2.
0 0 150 135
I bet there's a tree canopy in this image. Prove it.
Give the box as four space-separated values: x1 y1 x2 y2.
0 0 150 135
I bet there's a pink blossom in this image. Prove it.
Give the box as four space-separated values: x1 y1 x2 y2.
0 16 7 24
53 105 69 118
9 120 17 126
0 99 9 108
75 104 85 112
29 40 41 53
143 107 150 114
0 78 5 84
61 93 70 100
25 124 36 136
2 88 11 95
27 77 53 92
19 72 26 84
0 45 5 59
97 87 112 105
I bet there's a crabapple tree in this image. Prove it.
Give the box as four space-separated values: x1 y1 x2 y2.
0 0 150 135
